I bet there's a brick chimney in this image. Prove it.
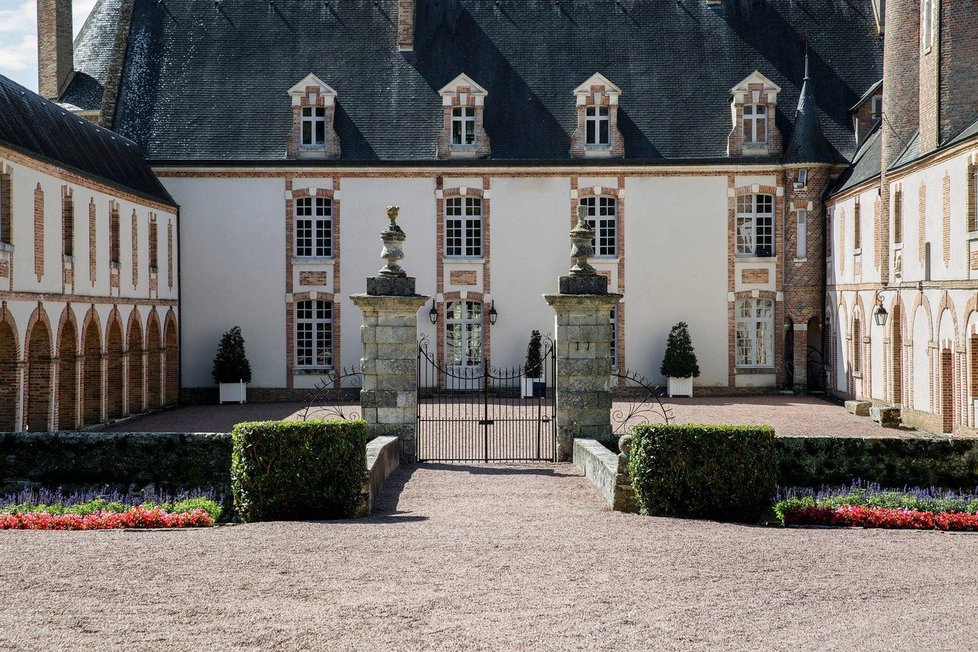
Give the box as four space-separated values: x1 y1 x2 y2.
881 0 918 168
938 2 978 146
37 0 74 100
398 0 414 52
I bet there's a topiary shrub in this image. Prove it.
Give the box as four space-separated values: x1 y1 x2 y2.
212 326 253 384
524 330 543 377
230 420 367 522
629 424 777 522
659 322 700 378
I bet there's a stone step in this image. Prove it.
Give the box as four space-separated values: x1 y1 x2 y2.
870 406 902 428
845 400 872 417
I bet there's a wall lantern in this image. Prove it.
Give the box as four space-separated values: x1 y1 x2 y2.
428 300 438 325
487 300 498 325
873 290 888 327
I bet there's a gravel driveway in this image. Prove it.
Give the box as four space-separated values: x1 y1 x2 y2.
3 463 977 651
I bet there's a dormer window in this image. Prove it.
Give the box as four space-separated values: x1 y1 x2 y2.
871 96 882 122
728 71 782 157
571 73 623 158
438 74 490 159
287 73 340 159
796 168 808 188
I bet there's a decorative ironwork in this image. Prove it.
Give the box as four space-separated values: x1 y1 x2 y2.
610 369 673 435
806 345 828 393
295 366 363 421
417 334 557 462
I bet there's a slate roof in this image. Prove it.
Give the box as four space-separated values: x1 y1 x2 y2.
71 0 882 163
827 124 881 196
0 74 175 205
783 56 836 164
60 0 124 111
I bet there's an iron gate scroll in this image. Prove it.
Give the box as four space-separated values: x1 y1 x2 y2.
417 336 557 462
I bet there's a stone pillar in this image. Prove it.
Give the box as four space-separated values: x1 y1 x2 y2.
351 206 428 461
545 206 623 462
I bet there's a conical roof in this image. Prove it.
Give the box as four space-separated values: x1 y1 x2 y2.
784 54 838 164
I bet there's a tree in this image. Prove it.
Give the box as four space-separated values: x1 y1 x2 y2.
212 326 253 384
660 322 700 379
524 330 543 378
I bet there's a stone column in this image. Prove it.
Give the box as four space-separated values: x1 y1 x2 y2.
545 206 623 462
351 207 428 461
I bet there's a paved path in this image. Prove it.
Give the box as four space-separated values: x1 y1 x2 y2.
3 464 978 651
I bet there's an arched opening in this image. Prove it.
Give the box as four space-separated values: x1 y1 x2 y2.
146 314 162 410
892 304 903 405
783 317 795 390
127 317 144 414
912 306 930 412
106 317 124 419
25 320 52 431
164 316 178 405
82 318 102 425
941 347 954 434
0 320 19 431
970 333 978 426
806 315 824 392
58 319 78 429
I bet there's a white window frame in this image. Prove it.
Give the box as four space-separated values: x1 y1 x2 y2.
797 168 808 187
735 194 774 257
585 106 610 146
295 300 333 370
294 197 333 258
796 209 808 259
451 107 476 146
580 196 617 257
445 300 483 367
871 95 882 122
301 107 326 147
736 298 775 368
743 104 768 145
445 197 483 258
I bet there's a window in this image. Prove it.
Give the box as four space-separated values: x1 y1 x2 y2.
609 306 618 366
854 200 862 250
797 168 808 187
796 210 808 258
445 197 482 257
743 104 767 145
451 107 476 146
148 217 158 271
62 192 74 258
852 315 862 374
580 196 617 257
894 189 904 243
445 301 483 366
922 0 934 50
585 106 610 146
736 298 774 367
871 95 882 122
109 206 120 265
735 194 774 257
301 107 326 147
295 300 333 369
295 197 333 258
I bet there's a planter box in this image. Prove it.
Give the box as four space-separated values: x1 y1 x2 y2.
522 378 545 398
219 382 247 404
667 376 693 398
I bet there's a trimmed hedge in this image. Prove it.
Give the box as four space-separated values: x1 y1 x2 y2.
629 424 777 522
231 420 367 522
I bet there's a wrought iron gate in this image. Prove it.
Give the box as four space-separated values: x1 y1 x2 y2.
417 337 557 462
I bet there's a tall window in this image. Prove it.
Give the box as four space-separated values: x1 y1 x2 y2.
109 206 120 265
585 106 610 146
445 197 482 257
922 0 934 50
580 196 617 257
854 200 862 250
295 197 333 258
301 107 326 147
796 209 807 258
743 104 767 145
451 107 476 146
736 298 774 367
295 300 333 369
148 217 159 271
735 194 774 257
62 192 74 258
446 300 483 367
894 189 904 243
852 315 862 374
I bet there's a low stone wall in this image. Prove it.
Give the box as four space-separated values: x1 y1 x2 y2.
777 435 978 489
573 438 638 513
363 436 400 515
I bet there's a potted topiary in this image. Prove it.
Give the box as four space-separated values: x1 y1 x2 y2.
660 321 700 398
213 326 253 404
522 330 546 398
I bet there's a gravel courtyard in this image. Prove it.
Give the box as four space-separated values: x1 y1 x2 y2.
3 463 978 651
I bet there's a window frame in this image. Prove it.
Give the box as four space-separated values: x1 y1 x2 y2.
294 197 334 259
585 106 611 147
294 299 334 370
444 196 483 258
445 300 484 367
451 107 477 147
743 104 768 145
300 107 327 147
871 95 882 122
735 194 775 258
735 298 775 368
796 209 808 259
580 196 618 257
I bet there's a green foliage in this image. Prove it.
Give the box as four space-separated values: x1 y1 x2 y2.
524 330 544 378
629 423 777 522
0 497 221 520
772 491 978 525
659 322 700 378
212 326 253 384
231 420 367 522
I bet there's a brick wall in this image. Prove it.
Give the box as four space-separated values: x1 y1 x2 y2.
33 184 44 282
939 1 978 145
882 0 919 168
36 0 73 100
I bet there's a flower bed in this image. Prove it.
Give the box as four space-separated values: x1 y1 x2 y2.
782 505 978 531
0 506 214 530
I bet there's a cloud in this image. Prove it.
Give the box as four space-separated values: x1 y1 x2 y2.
0 1 34 35
0 0 95 91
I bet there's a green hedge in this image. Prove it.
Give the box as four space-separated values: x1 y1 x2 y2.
231 420 367 522
629 424 777 522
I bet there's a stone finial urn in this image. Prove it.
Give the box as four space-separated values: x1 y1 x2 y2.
367 205 417 296
558 204 608 294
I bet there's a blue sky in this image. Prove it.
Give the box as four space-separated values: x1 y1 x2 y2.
0 0 96 92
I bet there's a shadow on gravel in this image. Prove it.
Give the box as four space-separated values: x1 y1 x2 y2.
371 464 420 514
416 462 575 477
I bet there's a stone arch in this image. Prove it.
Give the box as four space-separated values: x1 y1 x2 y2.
912 303 933 413
81 307 103 425
146 310 162 410
890 295 906 406
127 309 144 414
936 291 960 348
0 308 19 431
105 309 125 419
938 308 957 433
56 306 79 429
24 306 53 431
164 310 178 406
835 298 848 393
